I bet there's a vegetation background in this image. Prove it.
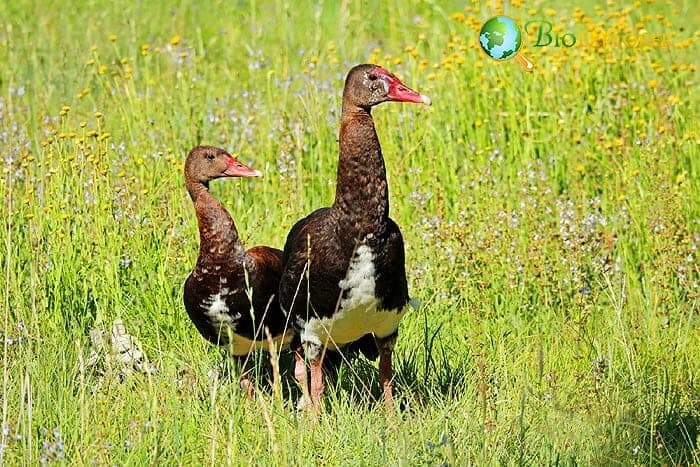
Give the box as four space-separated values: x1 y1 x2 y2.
0 0 698 464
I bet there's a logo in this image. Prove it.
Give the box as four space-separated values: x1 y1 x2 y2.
524 20 577 48
524 20 669 49
479 17 580 72
479 16 534 72
480 15 671 72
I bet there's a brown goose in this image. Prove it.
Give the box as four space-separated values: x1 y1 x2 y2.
278 65 429 410
183 146 293 396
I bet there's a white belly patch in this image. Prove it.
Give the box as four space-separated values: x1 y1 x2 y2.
203 288 293 355
338 244 376 311
300 244 406 351
203 288 241 327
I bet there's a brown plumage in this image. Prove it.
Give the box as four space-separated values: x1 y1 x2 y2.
278 65 430 411
183 146 293 396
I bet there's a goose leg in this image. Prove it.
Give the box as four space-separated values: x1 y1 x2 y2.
294 350 312 410
377 333 398 410
309 356 325 412
301 341 324 413
238 356 255 400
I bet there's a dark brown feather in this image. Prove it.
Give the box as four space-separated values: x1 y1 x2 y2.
183 146 291 354
278 65 412 360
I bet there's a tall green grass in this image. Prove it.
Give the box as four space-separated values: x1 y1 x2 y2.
1 0 698 464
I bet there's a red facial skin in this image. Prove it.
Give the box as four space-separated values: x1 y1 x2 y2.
371 66 432 105
223 157 262 177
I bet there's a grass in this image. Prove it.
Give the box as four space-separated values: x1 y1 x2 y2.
1 0 698 464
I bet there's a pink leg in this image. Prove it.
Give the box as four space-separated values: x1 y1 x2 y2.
379 350 394 410
239 375 254 400
377 334 397 410
309 357 325 413
294 351 312 410
239 357 255 400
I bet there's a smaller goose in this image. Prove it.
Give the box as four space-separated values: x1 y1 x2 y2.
183 145 293 396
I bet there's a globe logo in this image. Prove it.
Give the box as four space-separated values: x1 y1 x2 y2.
479 16 534 72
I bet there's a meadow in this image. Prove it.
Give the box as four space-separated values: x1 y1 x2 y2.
1 0 698 464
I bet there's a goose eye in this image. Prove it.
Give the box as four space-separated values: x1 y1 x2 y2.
206 154 215 160
368 74 378 81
